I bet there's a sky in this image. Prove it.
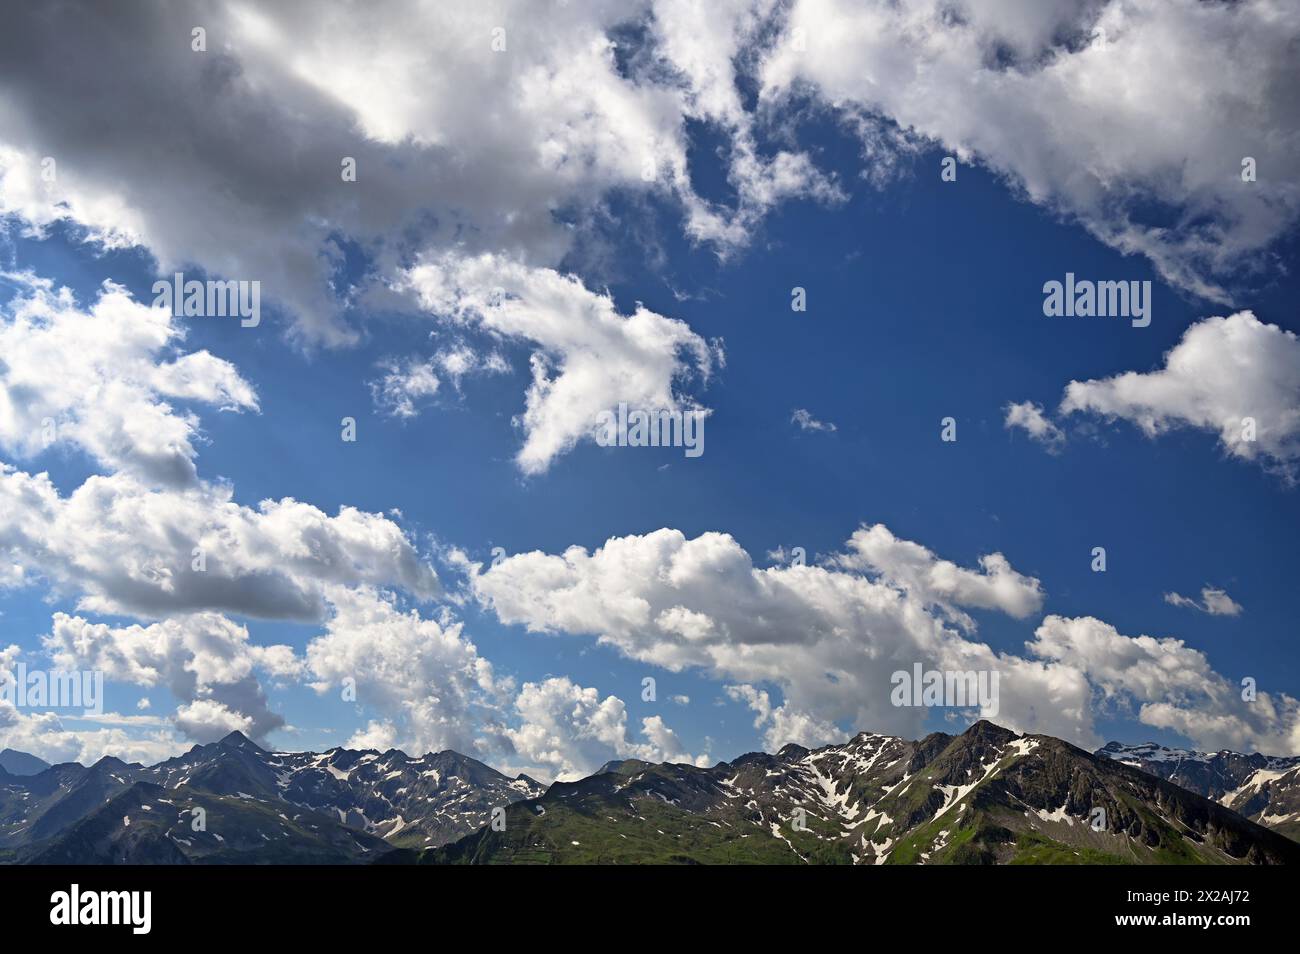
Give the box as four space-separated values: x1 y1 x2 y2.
0 0 1298 782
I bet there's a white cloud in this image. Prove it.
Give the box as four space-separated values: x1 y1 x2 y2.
791 408 837 433
0 700 186 766
1060 312 1300 481
725 683 842 750
370 358 441 419
433 344 510 390
369 344 511 419
7 581 708 775
344 719 401 753
1004 400 1064 451
299 589 703 781
0 1 837 345
173 699 256 741
1165 586 1244 617
759 0 1300 301
304 586 510 760
833 523 1046 624
42 611 299 743
0 274 257 487
1029 615 1297 754
1201 588 1245 617
0 466 439 621
402 251 718 473
0 268 437 620
647 0 845 247
473 522 1300 753
473 523 1058 742
506 676 708 781
3 1 1293 330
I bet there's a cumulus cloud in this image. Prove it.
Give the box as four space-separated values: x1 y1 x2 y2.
506 676 708 781
472 523 1061 743
345 719 401 753
1165 586 1244 617
3 1 1294 330
0 274 257 487
298 589 702 781
0 265 453 755
472 522 1299 753
172 699 256 741
0 265 452 759
644 0 846 247
760 0 1300 301
0 267 437 620
1004 400 1064 451
6 581 707 776
1060 311 1300 481
0 0 838 345
725 684 841 751
0 467 439 620
834 523 1046 625
402 251 718 473
1029 615 1297 754
42 611 299 743
304 587 514 759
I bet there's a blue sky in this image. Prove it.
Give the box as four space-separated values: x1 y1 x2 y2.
1 1 1298 779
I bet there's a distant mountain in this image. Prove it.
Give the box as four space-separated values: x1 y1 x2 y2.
0 750 50 776
0 731 542 864
1097 741 1300 841
392 721 1299 865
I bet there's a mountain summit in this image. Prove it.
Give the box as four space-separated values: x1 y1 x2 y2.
215 730 265 752
0 749 51 777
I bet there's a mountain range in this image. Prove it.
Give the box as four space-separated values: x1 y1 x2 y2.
2 722 1296 864
0 731 541 863
1096 741 1300 842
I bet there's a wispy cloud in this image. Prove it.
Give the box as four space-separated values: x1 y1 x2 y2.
1165 587 1244 617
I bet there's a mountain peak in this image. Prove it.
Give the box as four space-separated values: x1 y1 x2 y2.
217 730 264 751
89 755 131 771
962 719 1018 744
595 759 650 777
0 748 51 776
